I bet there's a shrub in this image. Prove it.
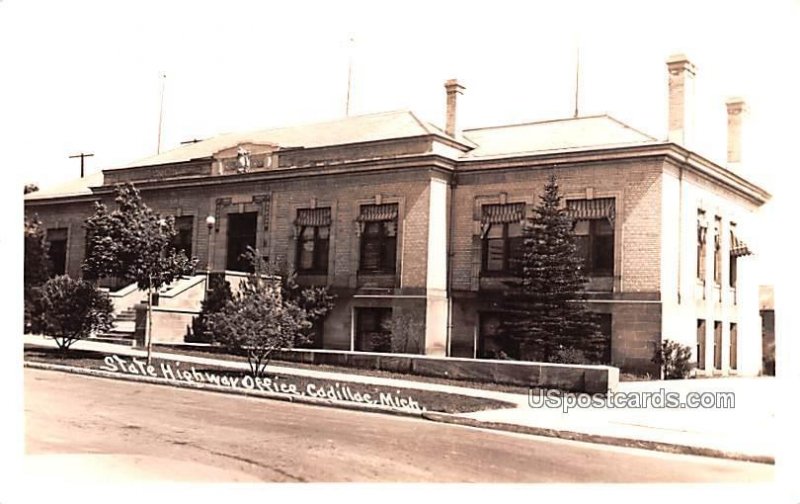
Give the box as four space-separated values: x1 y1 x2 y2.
551 346 591 365
187 275 233 343
652 339 693 379
33 275 114 353
206 253 313 378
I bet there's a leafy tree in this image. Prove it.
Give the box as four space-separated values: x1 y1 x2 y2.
82 183 197 365
24 215 50 331
652 339 692 379
24 183 39 195
207 253 311 379
278 269 336 347
499 174 606 363
188 275 233 343
33 275 114 354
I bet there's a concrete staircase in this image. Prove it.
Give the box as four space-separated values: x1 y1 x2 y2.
93 305 140 345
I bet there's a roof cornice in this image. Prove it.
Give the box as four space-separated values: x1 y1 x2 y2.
458 142 771 206
87 154 458 196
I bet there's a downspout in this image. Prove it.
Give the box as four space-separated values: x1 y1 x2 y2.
446 173 457 357
677 151 690 305
677 162 684 305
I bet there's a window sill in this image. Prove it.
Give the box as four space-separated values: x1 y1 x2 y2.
297 270 329 276
480 271 517 278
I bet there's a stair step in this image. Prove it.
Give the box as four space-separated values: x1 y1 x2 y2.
92 335 135 346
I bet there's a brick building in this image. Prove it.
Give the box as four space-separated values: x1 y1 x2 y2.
25 55 770 375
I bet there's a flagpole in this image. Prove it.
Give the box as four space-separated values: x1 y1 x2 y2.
345 37 354 117
573 45 580 118
157 73 166 154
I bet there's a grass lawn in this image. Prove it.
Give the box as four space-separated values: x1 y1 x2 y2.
151 343 542 395
24 346 516 414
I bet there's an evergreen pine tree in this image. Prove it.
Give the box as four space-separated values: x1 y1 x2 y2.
500 174 606 363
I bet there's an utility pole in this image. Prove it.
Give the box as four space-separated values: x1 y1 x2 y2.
69 152 94 178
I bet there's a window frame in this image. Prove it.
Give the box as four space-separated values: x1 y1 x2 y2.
481 222 523 276
713 216 722 286
355 307 393 352
296 224 330 275
573 218 614 277
171 215 194 259
358 218 397 274
46 227 68 277
697 211 707 282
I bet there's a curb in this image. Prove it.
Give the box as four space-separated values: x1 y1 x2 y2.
420 412 775 465
24 361 426 420
25 362 774 465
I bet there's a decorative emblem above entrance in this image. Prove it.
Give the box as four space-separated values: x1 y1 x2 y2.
213 143 277 175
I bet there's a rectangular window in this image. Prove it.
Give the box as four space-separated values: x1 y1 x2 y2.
355 307 392 352
697 319 706 370
713 321 722 370
480 203 525 275
568 198 615 277
358 204 398 274
481 221 523 275
46 228 68 276
729 223 738 288
713 216 722 285
697 210 707 281
478 312 517 359
295 208 331 274
729 323 738 370
172 215 194 259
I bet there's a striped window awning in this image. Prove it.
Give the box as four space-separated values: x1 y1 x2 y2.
481 203 525 224
730 231 753 257
295 207 331 227
357 203 398 222
566 198 616 223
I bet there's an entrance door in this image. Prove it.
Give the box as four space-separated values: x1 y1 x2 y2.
226 212 257 272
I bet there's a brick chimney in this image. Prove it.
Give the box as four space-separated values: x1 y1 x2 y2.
725 97 746 169
666 54 696 146
444 79 465 137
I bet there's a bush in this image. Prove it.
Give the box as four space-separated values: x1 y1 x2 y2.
187 275 233 343
551 346 591 365
206 253 312 378
652 339 693 379
32 275 114 353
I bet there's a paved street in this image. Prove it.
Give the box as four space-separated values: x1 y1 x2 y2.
24 368 773 483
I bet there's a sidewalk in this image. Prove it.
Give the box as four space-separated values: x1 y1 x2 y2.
23 334 775 461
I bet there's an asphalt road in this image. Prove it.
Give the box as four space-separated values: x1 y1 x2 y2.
24 368 773 483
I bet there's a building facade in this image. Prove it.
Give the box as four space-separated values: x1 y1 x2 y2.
25 55 770 376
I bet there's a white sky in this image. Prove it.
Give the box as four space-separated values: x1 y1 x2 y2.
2 0 798 284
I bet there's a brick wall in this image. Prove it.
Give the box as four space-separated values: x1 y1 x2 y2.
451 158 664 295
